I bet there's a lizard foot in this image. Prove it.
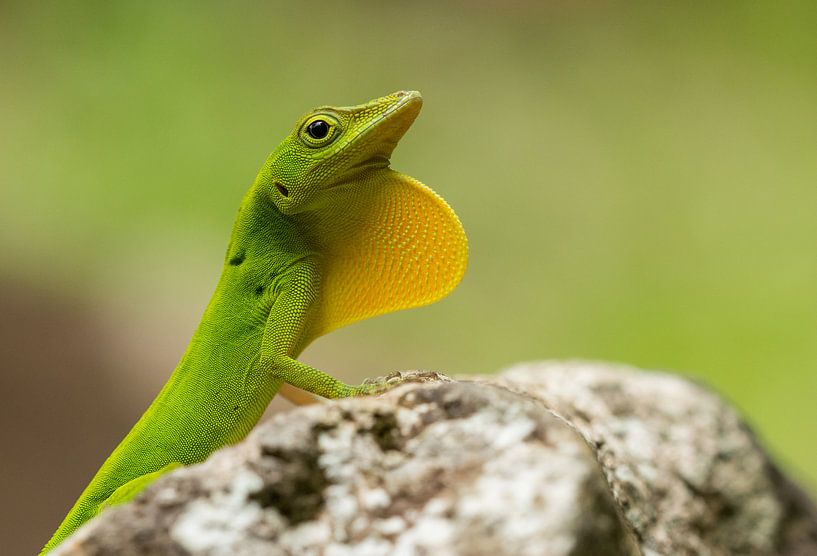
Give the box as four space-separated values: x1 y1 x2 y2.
351 370 451 397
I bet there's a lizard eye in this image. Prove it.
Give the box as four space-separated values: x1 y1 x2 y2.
307 120 329 139
300 115 340 147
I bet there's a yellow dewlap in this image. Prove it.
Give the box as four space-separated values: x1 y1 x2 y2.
310 171 468 339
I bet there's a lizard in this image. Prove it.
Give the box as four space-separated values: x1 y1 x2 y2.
41 90 468 553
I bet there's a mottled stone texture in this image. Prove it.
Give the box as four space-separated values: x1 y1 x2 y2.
54 362 817 556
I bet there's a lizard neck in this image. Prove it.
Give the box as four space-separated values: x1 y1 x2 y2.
134 185 313 457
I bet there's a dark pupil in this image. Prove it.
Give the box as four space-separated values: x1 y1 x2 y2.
307 120 329 139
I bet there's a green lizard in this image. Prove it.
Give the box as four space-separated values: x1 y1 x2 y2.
42 90 467 553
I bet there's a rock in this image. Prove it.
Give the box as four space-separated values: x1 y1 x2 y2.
53 362 817 556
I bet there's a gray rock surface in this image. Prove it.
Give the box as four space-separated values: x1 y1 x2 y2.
54 361 817 556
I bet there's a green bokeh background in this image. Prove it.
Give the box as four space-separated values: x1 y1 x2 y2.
2 2 816 552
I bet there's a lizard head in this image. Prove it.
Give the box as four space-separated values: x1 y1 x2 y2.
252 91 467 340
260 90 423 215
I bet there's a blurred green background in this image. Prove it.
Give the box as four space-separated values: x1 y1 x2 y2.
2 1 817 552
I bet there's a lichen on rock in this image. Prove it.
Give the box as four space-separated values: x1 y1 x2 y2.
53 362 817 556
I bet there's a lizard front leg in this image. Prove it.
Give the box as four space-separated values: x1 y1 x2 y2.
260 259 394 400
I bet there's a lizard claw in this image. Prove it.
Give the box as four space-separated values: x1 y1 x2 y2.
357 370 450 396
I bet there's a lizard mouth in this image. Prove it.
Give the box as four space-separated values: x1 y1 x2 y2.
307 91 423 187
334 91 422 166
350 90 423 144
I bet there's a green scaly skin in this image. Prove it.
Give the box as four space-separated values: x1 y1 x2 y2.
41 91 468 553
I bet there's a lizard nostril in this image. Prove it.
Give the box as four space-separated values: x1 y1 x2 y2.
275 183 289 197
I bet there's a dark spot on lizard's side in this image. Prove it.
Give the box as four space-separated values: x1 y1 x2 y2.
255 285 265 296
229 250 245 266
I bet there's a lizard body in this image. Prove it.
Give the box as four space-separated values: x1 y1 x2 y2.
42 91 467 552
